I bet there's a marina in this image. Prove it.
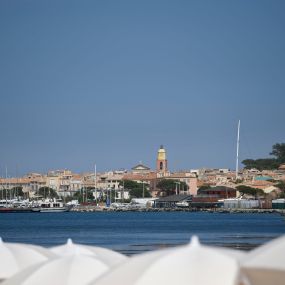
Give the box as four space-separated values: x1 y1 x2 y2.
0 199 71 213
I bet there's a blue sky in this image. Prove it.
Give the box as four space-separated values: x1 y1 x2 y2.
0 0 284 176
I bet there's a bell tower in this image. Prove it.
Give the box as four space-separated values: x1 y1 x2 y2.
156 145 168 172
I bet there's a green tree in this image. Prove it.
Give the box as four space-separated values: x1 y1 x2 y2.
275 180 285 191
129 188 151 198
270 143 285 163
11 186 25 197
0 187 25 199
119 180 151 198
0 189 9 199
242 158 279 170
38 187 58 199
73 188 94 203
242 143 285 170
156 179 188 196
119 180 139 189
274 181 285 198
236 185 264 197
197 185 211 193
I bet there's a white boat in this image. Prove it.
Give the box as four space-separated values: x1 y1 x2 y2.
32 199 70 213
176 201 189 208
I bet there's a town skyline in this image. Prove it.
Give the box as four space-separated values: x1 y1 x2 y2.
0 141 283 178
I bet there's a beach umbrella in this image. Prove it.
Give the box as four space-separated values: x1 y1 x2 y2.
217 246 246 261
91 236 240 285
50 238 127 267
241 235 285 285
2 254 109 285
0 237 55 281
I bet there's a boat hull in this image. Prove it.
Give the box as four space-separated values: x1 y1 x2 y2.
0 207 34 213
32 207 70 213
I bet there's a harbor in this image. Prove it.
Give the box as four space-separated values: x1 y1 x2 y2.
1 0 285 283
1 144 285 216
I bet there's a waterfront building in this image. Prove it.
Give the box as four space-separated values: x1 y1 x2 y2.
69 175 83 193
46 169 83 196
154 194 192 208
0 175 47 197
198 186 237 199
0 177 31 193
191 186 237 208
96 171 125 190
272 198 285 209
46 174 61 192
80 170 128 199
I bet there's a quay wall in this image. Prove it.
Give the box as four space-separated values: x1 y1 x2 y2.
71 206 285 215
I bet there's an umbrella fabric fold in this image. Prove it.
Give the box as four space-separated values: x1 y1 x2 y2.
50 238 127 267
90 236 240 285
0 237 55 281
2 254 109 285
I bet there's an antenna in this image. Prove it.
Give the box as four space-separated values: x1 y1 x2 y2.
236 120 240 180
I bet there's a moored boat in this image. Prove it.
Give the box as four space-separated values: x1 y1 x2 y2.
0 207 34 213
32 199 71 213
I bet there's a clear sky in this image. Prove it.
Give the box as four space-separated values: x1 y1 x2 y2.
0 0 284 176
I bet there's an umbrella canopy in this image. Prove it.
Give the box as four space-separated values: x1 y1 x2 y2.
50 238 127 267
2 254 109 285
241 235 285 285
91 236 240 285
0 237 55 281
217 247 246 263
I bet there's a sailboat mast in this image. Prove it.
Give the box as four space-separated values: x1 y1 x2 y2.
94 164 97 205
235 120 240 180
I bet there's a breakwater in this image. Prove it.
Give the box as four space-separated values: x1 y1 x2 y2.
71 206 285 215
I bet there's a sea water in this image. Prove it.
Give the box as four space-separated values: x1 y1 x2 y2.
0 211 285 255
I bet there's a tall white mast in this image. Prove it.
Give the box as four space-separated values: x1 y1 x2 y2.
236 120 240 180
5 166 8 204
94 164 97 205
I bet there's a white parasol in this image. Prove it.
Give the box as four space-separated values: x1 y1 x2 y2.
241 235 285 285
2 254 109 285
90 236 240 285
50 238 127 267
0 237 55 281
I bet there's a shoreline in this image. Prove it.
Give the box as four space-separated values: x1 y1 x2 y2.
71 206 285 215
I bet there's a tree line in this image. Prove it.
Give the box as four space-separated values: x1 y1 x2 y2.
242 143 285 170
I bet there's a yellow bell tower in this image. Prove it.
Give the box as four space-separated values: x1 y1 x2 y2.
156 145 168 172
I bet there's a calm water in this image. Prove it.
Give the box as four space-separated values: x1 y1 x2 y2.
0 212 285 255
